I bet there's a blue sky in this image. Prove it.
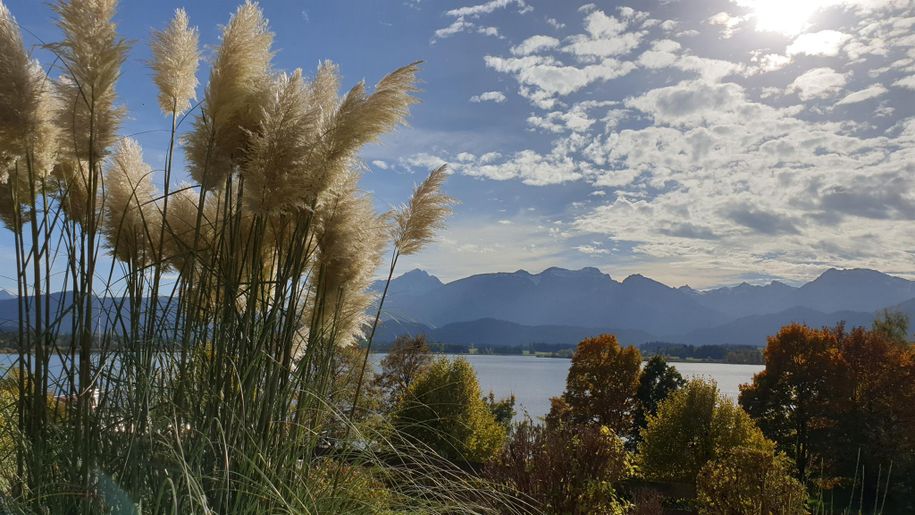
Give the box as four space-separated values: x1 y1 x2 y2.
2 0 915 289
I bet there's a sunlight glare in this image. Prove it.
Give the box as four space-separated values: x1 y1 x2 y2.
738 0 836 35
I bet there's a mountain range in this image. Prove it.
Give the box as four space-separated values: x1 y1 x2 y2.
373 267 915 347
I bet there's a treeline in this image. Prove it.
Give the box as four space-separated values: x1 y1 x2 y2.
640 341 765 363
371 338 764 362
370 340 577 356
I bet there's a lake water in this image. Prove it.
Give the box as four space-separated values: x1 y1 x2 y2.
370 354 764 421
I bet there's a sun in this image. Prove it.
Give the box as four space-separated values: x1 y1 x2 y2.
737 0 837 35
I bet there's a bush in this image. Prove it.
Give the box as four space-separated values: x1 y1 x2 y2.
486 421 633 514
696 446 807 514
639 379 773 484
392 357 506 464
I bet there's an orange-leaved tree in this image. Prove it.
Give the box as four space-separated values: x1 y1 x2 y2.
548 334 642 435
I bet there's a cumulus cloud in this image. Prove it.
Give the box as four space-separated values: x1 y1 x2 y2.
511 35 560 56
446 0 530 18
707 11 747 38
434 0 530 41
787 30 852 56
415 0 915 285
484 54 636 107
470 91 507 103
789 67 847 99
893 75 915 89
836 84 888 104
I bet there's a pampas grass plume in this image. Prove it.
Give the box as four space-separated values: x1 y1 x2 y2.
50 0 128 161
185 0 273 189
103 138 158 264
150 8 199 116
393 165 454 255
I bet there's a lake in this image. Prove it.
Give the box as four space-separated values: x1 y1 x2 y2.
370 354 764 421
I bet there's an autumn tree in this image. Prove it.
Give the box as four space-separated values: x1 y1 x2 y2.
548 334 642 435
375 334 432 407
632 355 684 442
738 323 848 481
392 357 505 463
639 379 773 484
741 322 915 506
696 446 807 514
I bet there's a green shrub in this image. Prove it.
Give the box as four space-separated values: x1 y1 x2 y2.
393 357 506 464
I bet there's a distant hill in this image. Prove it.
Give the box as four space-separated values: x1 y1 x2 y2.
375 266 915 347
678 307 876 346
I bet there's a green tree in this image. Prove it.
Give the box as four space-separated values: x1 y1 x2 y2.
549 334 642 435
484 391 516 430
392 357 506 463
696 446 807 515
639 379 773 484
872 309 909 344
375 334 433 408
633 355 684 441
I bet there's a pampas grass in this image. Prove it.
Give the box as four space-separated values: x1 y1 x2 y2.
0 1 519 513
184 0 273 189
393 164 455 255
102 138 159 265
150 8 199 116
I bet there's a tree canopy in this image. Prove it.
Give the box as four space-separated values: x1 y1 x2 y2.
549 334 642 435
639 379 773 484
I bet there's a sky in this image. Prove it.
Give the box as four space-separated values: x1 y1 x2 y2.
2 0 915 290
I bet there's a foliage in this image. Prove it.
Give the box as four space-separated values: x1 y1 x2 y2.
484 391 516 430
741 323 915 508
375 334 432 408
639 379 773 484
393 357 506 464
872 309 909 344
696 446 807 515
485 420 634 514
633 355 684 442
549 334 642 435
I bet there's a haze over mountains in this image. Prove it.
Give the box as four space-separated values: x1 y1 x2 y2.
374 267 915 347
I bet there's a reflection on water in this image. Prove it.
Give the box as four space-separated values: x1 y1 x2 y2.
371 354 764 421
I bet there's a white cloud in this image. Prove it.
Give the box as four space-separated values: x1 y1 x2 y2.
446 0 529 18
545 17 565 29
470 91 507 103
789 67 847 99
836 84 888 105
371 160 389 170
562 10 643 59
638 39 681 69
707 11 747 38
576 244 612 255
748 52 791 73
787 30 852 56
511 35 560 56
434 0 530 40
484 54 636 107
893 74 915 89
